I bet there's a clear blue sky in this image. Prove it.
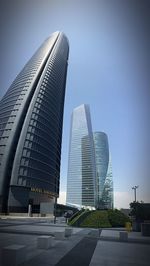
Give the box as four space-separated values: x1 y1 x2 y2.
0 0 150 208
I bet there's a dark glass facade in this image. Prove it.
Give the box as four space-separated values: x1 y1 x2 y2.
0 31 69 213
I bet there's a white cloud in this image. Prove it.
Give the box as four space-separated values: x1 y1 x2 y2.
114 191 132 209
57 191 66 205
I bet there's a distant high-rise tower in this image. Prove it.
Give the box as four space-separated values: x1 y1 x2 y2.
66 104 96 209
0 31 69 213
93 132 113 209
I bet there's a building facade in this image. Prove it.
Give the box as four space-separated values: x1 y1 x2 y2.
0 31 69 214
66 104 97 209
93 132 113 209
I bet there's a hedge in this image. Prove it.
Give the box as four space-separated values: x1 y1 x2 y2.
108 209 131 227
80 210 111 228
68 209 130 228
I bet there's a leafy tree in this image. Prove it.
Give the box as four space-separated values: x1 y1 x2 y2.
130 202 150 221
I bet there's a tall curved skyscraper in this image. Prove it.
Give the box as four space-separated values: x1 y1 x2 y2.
93 132 114 209
66 104 97 209
0 31 69 213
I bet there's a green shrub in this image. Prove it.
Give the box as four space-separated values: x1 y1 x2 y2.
108 209 130 227
68 209 130 228
80 210 111 228
130 202 150 221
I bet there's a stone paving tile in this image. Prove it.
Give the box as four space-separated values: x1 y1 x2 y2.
1 218 150 266
101 229 119 237
100 229 150 244
89 240 150 266
20 234 86 266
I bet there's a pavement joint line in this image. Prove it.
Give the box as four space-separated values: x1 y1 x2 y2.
0 222 44 227
99 236 150 245
0 228 85 237
0 229 54 236
1 230 149 245
0 223 67 228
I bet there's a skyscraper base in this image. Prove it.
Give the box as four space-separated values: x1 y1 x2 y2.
7 186 55 216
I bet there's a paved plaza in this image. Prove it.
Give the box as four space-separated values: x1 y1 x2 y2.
0 216 150 266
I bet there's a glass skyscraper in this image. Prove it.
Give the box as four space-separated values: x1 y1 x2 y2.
93 132 113 209
0 31 69 213
66 104 97 209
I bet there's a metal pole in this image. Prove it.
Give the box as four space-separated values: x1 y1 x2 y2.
54 197 57 224
132 186 138 202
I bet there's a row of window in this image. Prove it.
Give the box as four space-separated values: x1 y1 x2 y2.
34 95 61 120
25 131 59 150
28 113 60 133
24 138 60 158
21 148 60 170
1 95 19 105
17 176 57 193
18 166 58 183
20 149 59 169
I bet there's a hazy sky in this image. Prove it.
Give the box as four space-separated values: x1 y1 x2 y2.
0 0 150 208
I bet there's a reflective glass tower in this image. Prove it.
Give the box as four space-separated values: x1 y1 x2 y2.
93 132 113 209
0 31 69 213
66 104 96 209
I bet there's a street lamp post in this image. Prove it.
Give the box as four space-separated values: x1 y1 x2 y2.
53 197 57 224
132 185 139 202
